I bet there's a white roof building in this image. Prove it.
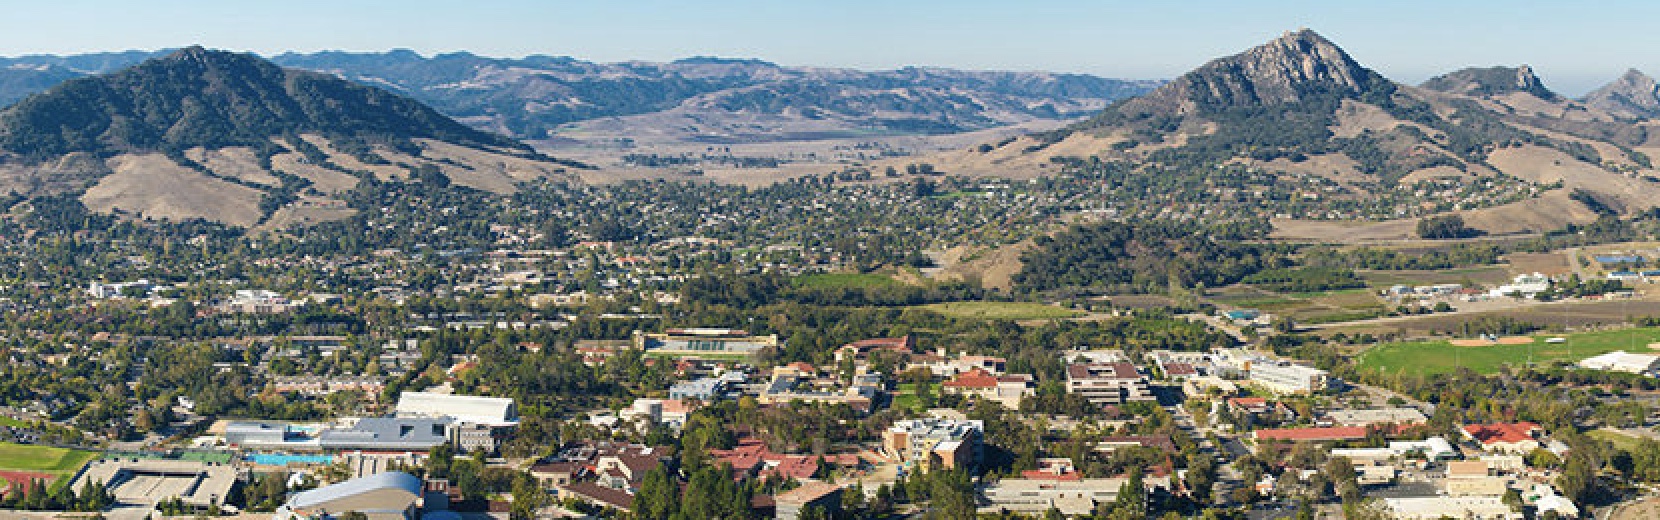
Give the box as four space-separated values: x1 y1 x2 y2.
275 471 423 520
1382 496 1522 519
1577 350 1660 374
395 391 517 426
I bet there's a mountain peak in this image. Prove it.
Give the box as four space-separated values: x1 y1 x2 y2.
1112 28 1387 116
0 47 526 159
1420 65 1559 100
1585 68 1660 119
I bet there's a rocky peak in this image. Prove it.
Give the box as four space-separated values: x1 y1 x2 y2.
1117 28 1388 115
1584 68 1660 119
1420 65 1559 100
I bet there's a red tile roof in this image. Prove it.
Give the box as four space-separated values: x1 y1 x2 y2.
1463 423 1541 445
943 369 999 389
1252 427 1368 442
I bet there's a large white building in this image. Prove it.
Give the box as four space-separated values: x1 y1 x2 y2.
1382 496 1521 519
275 471 425 520
1577 350 1660 374
1249 362 1331 394
1489 273 1551 299
395 392 518 426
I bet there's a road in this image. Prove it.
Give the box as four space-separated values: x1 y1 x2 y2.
1302 294 1621 331
1567 247 1589 281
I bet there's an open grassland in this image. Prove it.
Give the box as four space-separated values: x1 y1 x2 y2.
919 301 1083 320
793 272 902 290
1209 286 1388 325
1356 327 1660 377
0 443 98 473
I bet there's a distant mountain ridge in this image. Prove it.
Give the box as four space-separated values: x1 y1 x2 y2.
0 49 1161 143
1584 69 1660 119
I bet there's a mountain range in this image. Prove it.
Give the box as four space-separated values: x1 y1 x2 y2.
0 47 578 229
9 33 1660 239
919 29 1660 241
0 50 1161 145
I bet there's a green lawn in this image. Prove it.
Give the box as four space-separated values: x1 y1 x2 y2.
1588 429 1646 452
0 443 98 473
793 273 901 290
919 301 1083 320
0 416 29 429
1356 327 1660 377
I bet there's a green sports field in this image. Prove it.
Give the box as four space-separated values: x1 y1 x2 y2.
1355 327 1660 377
0 442 98 473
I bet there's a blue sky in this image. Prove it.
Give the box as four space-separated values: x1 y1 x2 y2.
2 0 1654 95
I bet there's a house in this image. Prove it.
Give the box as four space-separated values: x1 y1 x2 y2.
1065 362 1154 405
941 369 1034 409
709 438 821 480
834 336 915 364
1462 423 1542 454
548 442 672 514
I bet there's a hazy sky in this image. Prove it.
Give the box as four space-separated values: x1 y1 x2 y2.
2 0 1655 95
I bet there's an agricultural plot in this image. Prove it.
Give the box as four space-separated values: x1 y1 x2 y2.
918 301 1082 320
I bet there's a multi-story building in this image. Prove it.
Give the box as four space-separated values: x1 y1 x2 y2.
882 418 984 472
634 328 780 355
1248 362 1332 394
1065 362 1154 405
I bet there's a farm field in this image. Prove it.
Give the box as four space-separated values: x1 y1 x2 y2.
919 301 1082 320
1357 266 1512 288
1355 326 1660 377
0 443 98 474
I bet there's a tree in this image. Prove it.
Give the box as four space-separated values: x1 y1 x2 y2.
1106 472 1146 520
1416 214 1476 239
634 466 679 520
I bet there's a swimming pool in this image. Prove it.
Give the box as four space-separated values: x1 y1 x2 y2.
245 454 335 466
